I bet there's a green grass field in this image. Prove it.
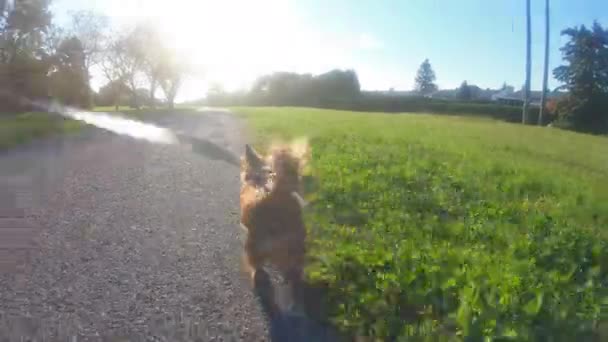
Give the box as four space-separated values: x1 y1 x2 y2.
235 107 608 340
0 107 182 151
0 112 81 151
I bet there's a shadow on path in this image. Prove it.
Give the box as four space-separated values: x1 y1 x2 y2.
252 270 345 342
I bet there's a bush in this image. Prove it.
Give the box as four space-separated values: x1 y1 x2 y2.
554 94 608 134
0 61 50 113
0 113 82 150
320 95 546 125
212 93 549 125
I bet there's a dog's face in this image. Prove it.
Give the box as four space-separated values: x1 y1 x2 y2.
240 141 309 196
241 144 275 194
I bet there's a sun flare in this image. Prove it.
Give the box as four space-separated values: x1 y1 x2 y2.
95 0 353 100
114 0 305 92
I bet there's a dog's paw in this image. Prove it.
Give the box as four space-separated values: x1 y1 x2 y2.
291 191 308 208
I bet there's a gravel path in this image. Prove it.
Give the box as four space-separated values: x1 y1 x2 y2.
0 110 271 341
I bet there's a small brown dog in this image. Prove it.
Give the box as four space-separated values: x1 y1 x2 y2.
239 139 310 305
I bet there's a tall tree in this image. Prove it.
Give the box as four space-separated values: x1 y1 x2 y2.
68 10 108 96
0 0 52 112
553 22 608 131
112 28 146 108
100 30 128 111
158 52 185 109
458 81 472 101
522 0 532 124
538 0 550 125
133 22 164 108
40 23 63 59
554 22 608 94
0 0 51 63
414 59 437 95
49 36 90 107
159 72 181 109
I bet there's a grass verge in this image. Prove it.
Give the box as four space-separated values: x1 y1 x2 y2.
0 112 82 151
234 106 608 340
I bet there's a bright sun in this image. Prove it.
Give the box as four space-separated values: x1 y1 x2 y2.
136 0 306 92
100 0 346 100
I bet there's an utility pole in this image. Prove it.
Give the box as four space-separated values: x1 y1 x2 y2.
523 0 532 124
538 0 550 126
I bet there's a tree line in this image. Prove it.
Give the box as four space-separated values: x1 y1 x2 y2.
207 69 361 107
207 21 608 133
0 0 188 113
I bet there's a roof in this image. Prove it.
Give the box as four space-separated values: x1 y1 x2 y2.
494 90 563 101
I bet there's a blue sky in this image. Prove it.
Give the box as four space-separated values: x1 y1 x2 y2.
51 0 607 100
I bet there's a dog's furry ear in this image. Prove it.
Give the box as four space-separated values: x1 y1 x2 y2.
244 144 264 169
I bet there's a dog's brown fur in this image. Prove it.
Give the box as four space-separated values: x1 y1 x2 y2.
239 139 310 299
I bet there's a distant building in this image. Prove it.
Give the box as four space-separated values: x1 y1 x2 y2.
491 86 515 102
493 90 563 107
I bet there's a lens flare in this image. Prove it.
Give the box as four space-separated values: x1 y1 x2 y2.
7 94 241 166
63 109 178 145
